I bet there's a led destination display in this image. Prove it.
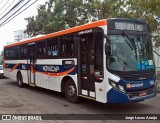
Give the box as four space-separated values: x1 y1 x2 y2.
115 22 143 31
108 20 149 32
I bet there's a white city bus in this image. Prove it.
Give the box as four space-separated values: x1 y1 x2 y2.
3 18 157 103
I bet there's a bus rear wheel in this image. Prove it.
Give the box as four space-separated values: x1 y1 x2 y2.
64 79 79 103
17 73 24 87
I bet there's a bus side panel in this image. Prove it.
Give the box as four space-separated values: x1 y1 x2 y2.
35 59 49 89
35 59 61 91
36 72 43 87
4 60 28 83
35 59 77 92
4 60 16 80
20 60 28 84
4 66 11 78
48 76 60 91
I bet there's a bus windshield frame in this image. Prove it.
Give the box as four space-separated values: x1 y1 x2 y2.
106 19 155 72
107 33 154 71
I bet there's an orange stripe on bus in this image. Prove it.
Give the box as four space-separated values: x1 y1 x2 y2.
30 65 35 73
10 64 19 72
4 63 25 72
39 66 76 77
4 20 107 48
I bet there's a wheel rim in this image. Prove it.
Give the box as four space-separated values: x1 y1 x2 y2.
67 85 76 97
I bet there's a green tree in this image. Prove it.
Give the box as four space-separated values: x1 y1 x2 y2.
25 4 49 36
25 0 160 47
93 0 124 19
25 0 123 37
25 0 91 36
119 0 160 46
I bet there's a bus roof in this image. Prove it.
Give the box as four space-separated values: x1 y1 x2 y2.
4 19 107 48
107 18 146 24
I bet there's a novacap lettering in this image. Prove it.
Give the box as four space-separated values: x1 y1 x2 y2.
43 66 59 72
131 83 143 88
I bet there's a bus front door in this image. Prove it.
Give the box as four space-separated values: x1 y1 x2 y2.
79 33 96 98
28 43 36 86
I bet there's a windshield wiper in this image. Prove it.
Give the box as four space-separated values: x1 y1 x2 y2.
122 31 138 60
118 48 133 71
122 31 136 50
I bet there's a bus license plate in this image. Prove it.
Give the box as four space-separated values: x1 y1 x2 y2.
139 91 147 96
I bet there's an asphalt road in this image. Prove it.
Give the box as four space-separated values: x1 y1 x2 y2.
0 78 160 123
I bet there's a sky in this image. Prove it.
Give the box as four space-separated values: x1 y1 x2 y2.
0 0 47 52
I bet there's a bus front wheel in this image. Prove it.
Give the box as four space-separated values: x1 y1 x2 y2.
17 73 24 88
64 79 79 103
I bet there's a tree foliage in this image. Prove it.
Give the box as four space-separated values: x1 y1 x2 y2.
25 0 122 37
26 0 90 36
25 0 160 46
119 0 160 47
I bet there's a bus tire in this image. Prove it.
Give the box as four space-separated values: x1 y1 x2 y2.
64 79 79 103
17 73 24 88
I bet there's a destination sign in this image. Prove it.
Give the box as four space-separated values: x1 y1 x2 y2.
115 22 143 31
108 21 149 32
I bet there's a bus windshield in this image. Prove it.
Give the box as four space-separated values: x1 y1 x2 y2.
107 34 154 71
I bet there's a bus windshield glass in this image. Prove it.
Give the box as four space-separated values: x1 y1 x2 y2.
107 34 154 71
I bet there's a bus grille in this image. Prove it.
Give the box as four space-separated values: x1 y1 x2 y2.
127 87 155 98
110 68 155 81
122 69 155 81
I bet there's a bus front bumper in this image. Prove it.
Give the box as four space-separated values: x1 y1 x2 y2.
107 87 157 103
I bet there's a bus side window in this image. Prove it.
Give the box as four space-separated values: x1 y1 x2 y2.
47 38 59 58
10 47 15 60
20 44 27 59
4 48 9 60
60 35 74 57
7 48 11 59
15 46 20 59
37 41 46 59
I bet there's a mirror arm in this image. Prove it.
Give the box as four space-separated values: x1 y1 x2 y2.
104 34 111 41
104 34 111 55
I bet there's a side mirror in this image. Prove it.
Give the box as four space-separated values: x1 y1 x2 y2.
105 43 111 54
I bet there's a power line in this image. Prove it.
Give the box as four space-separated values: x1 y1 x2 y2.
0 0 25 20
0 0 38 27
0 0 30 22
0 0 16 17
0 0 4 5
0 0 10 11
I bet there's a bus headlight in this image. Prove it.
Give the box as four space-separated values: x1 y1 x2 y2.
109 79 125 93
109 79 117 88
118 85 125 93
